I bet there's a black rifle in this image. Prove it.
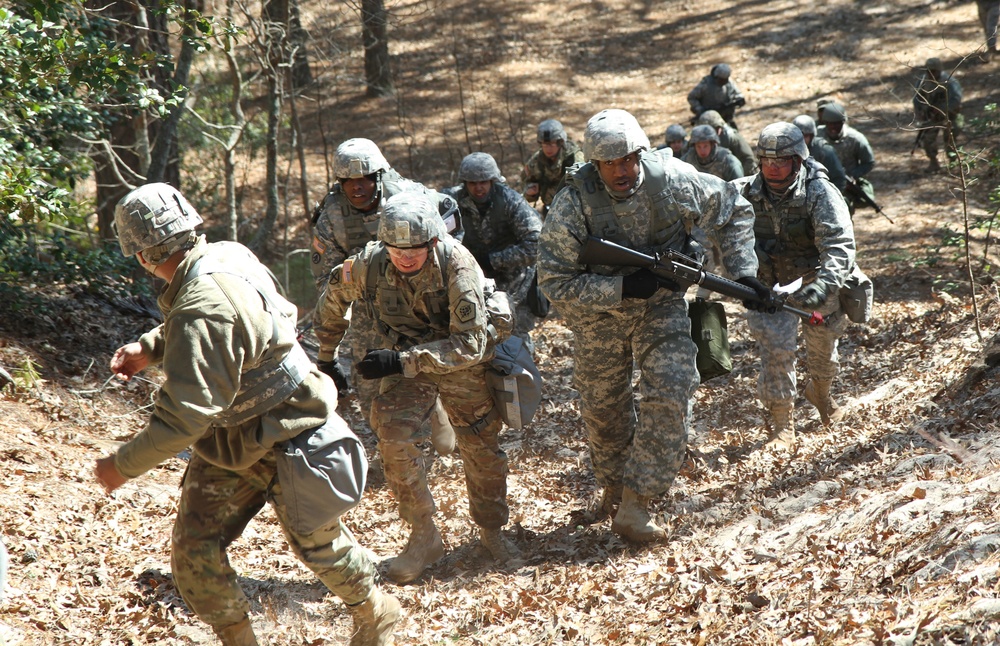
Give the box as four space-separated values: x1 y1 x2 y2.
577 237 824 325
844 177 894 223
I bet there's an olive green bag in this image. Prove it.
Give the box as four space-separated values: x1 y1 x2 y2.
688 299 732 383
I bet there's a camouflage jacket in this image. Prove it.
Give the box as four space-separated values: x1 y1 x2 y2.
443 182 541 298
318 237 491 378
520 140 586 206
116 237 334 479
913 72 963 122
719 125 757 175
538 151 757 316
809 139 848 190
816 124 876 179
687 75 745 123
309 169 461 288
732 158 855 292
681 146 745 181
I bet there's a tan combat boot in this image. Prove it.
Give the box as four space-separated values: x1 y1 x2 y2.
766 402 796 451
428 397 456 456
349 587 401 646
479 527 521 562
803 379 844 426
214 617 258 646
611 487 667 544
581 484 622 524
386 517 445 584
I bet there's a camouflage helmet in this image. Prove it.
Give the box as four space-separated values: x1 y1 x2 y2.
820 101 847 123
925 57 943 72
756 122 810 161
537 119 567 143
378 192 447 248
583 109 650 161
113 182 202 259
458 152 503 182
333 138 390 179
710 63 732 80
689 124 720 145
792 114 817 137
697 110 727 129
665 124 687 143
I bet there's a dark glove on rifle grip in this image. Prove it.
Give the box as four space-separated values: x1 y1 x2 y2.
622 268 660 300
736 276 777 313
355 349 403 380
317 359 351 393
791 282 827 309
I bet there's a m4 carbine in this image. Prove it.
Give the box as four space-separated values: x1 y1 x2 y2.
577 237 824 325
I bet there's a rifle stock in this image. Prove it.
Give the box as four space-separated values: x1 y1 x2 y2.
577 237 824 325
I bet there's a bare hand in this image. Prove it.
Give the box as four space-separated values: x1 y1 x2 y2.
110 342 149 381
95 455 128 494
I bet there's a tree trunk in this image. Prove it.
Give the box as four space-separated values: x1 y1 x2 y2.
249 66 282 254
264 0 312 89
362 0 393 97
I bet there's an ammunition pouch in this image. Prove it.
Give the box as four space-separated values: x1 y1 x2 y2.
688 299 732 383
838 264 873 323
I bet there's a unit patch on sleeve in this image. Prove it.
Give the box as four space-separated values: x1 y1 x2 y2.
456 298 477 323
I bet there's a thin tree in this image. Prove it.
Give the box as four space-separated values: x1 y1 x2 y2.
362 0 393 96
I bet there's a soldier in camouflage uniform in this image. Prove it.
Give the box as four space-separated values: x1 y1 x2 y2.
682 125 745 181
976 0 999 62
444 152 542 347
912 58 963 173
697 110 757 175
792 115 847 191
732 124 856 450
538 109 765 543
94 183 399 646
317 192 518 584
663 124 688 158
310 138 457 452
520 119 586 215
687 64 746 130
816 102 877 216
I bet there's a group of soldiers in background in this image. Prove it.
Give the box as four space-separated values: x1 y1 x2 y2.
90 50 983 645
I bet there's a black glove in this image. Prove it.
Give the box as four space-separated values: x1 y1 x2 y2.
737 276 777 313
355 349 403 380
791 282 827 309
622 268 661 300
317 359 351 393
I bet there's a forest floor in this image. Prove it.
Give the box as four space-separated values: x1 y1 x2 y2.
2 0 1000 644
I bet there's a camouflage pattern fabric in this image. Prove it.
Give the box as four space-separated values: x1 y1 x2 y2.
687 74 745 127
719 125 757 176
172 452 375 630
816 124 875 180
537 153 757 497
520 140 586 208
816 123 876 213
912 71 964 158
681 146 745 181
319 238 510 529
732 161 855 408
809 139 848 191
370 365 508 528
977 0 999 50
443 182 542 341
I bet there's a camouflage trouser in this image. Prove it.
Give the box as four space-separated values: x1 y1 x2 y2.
746 293 849 408
918 114 964 159
171 451 376 632
978 0 999 49
570 297 700 498
314 302 382 428
369 363 509 529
